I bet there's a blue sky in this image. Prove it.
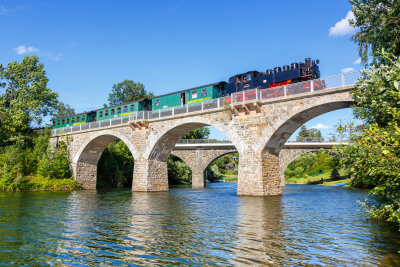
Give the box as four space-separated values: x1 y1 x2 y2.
0 0 363 140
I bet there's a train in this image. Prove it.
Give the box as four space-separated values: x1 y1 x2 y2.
52 57 320 128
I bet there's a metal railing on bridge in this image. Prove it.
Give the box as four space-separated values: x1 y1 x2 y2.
52 71 360 136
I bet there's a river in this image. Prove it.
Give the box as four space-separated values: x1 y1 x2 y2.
0 183 399 266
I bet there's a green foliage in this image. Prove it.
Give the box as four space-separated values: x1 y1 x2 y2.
296 125 324 142
97 140 134 188
167 155 192 185
352 52 400 126
182 127 210 139
53 102 75 118
107 80 154 106
207 164 222 180
350 0 400 65
0 131 74 191
0 56 58 145
285 151 337 180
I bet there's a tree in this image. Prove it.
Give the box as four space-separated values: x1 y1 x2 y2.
296 125 324 142
182 127 210 139
107 80 154 106
0 56 58 144
53 102 75 118
350 0 400 65
351 52 400 126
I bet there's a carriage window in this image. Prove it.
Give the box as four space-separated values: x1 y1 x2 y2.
72 117 75 123
62 119 65 125
130 104 135 111
57 120 60 126
82 115 85 121
105 110 109 116
77 116 80 122
192 91 197 99
201 89 207 97
99 111 103 117
117 107 121 113
111 109 115 115
155 99 160 107
124 106 128 112
53 121 55 126
67 118 70 124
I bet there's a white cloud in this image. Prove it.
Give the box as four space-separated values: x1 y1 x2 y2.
13 45 38 55
311 123 332 130
353 58 361 64
329 11 356 37
341 67 354 73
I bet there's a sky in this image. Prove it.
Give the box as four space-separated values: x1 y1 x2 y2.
0 0 363 141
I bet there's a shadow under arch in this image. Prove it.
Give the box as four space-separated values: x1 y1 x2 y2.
72 130 139 189
259 100 352 155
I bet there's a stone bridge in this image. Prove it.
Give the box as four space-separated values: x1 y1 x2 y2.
171 141 346 188
50 72 357 196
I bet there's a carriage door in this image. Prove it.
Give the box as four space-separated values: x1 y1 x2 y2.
180 93 186 106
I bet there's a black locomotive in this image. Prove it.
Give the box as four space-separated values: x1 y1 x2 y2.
224 57 320 95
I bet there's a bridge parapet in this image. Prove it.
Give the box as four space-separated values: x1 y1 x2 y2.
52 72 359 136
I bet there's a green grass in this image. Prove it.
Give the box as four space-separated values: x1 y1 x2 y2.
285 169 350 186
220 175 238 182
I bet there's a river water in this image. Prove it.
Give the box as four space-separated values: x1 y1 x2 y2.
0 183 399 266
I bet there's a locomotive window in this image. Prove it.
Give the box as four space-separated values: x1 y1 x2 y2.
72 117 75 123
67 118 70 124
155 99 160 107
130 104 135 111
62 119 65 125
117 107 121 113
124 106 128 112
111 109 115 115
192 91 197 99
99 111 103 117
105 110 109 116
201 89 207 97
246 74 252 81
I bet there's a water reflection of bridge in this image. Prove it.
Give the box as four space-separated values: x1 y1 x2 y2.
172 140 348 187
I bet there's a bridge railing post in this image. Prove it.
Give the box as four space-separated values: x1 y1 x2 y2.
242 91 245 103
310 80 314 92
159 109 161 118
341 74 345 86
255 88 258 100
201 101 204 110
186 104 189 113
284 85 287 96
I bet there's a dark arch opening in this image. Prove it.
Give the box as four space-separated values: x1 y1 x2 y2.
167 154 192 186
97 140 134 189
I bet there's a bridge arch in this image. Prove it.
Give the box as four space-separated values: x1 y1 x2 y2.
145 116 243 160
258 99 353 155
72 130 139 189
139 116 241 190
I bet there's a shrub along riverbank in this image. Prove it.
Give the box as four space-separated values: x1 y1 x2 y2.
0 130 81 192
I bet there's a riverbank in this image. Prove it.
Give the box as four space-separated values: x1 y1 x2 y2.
285 170 351 186
0 175 82 192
